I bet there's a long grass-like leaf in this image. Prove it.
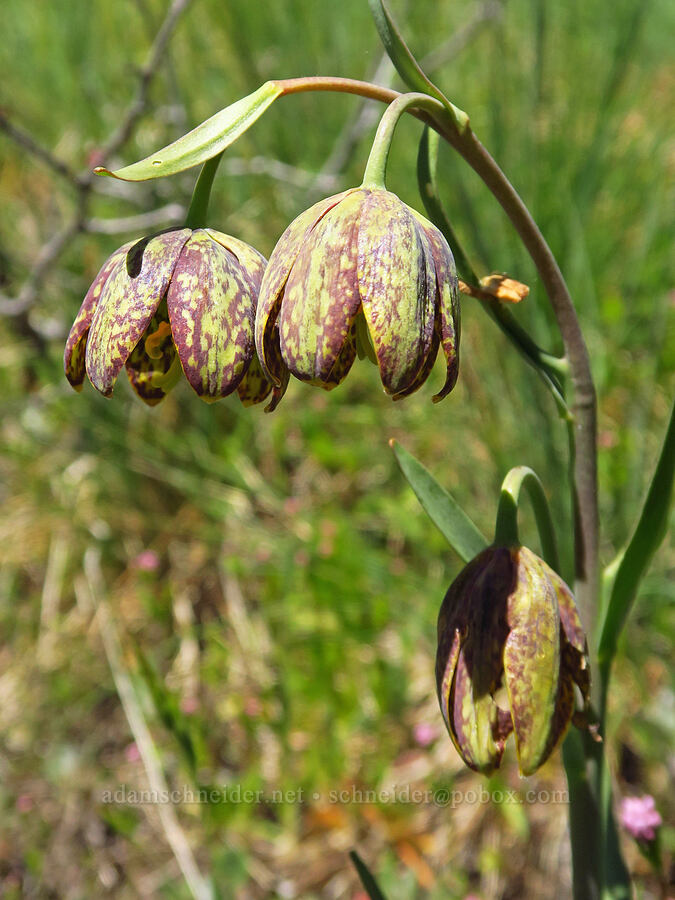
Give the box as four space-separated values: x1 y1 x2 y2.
349 851 387 900
598 400 675 662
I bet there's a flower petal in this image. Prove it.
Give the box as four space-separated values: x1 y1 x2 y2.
236 352 274 407
64 242 134 390
206 229 267 289
255 191 351 385
503 547 560 775
391 325 439 400
436 548 505 772
279 190 363 384
412 212 460 401
168 230 262 400
357 190 436 395
85 229 191 396
321 319 358 390
450 645 504 774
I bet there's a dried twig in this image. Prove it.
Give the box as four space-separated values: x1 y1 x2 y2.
86 203 185 235
0 0 194 327
0 110 81 185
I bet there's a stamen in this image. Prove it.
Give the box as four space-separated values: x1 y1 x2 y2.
145 321 172 359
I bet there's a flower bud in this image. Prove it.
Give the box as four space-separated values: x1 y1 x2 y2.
436 545 590 776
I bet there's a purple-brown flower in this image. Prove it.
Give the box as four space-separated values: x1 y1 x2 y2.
436 545 590 776
65 228 279 407
254 188 459 406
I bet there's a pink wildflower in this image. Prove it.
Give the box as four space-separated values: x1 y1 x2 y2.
619 795 662 841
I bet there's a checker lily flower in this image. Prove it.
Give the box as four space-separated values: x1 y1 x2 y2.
254 187 459 406
65 228 280 407
436 545 590 776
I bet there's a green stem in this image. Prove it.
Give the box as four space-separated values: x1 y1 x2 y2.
416 125 570 417
361 92 441 189
184 151 224 229
494 466 560 572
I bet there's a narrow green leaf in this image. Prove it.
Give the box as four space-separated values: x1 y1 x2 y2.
95 81 283 181
390 439 488 562
349 851 387 900
598 400 675 662
368 0 469 131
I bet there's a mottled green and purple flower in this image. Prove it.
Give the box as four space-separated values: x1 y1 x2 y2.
254 187 459 406
65 228 279 407
436 545 590 776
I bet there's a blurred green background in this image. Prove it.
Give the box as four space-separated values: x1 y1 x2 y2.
0 0 672 897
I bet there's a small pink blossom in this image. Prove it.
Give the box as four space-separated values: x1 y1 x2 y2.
124 742 141 763
413 722 439 747
132 550 160 572
180 696 199 716
619 795 662 842
16 794 33 813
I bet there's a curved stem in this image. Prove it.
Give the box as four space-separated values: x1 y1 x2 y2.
185 151 224 229
277 75 597 635
447 132 598 631
361 92 439 188
494 466 560 572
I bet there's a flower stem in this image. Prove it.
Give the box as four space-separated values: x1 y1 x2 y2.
361 92 440 189
494 466 560 572
276 74 604 897
277 75 597 634
185 151 224 229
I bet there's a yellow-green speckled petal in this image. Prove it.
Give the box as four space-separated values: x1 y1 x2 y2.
64 242 134 390
391 325 439 400
167 231 259 400
255 191 351 384
279 190 363 384
85 229 191 396
357 190 436 396
320 319 357 390
205 229 267 290
236 351 274 407
503 547 560 775
412 210 460 401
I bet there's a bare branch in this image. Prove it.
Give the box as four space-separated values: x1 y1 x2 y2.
1 0 193 328
99 0 194 164
86 203 185 235
223 155 341 192
0 110 80 185
0 209 85 316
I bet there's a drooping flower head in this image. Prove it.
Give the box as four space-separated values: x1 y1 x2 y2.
436 545 590 776
254 187 459 407
65 228 280 407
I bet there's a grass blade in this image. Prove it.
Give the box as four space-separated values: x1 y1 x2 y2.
598 400 675 662
349 850 387 900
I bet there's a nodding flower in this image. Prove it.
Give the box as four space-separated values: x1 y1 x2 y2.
65 227 281 408
254 187 459 407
